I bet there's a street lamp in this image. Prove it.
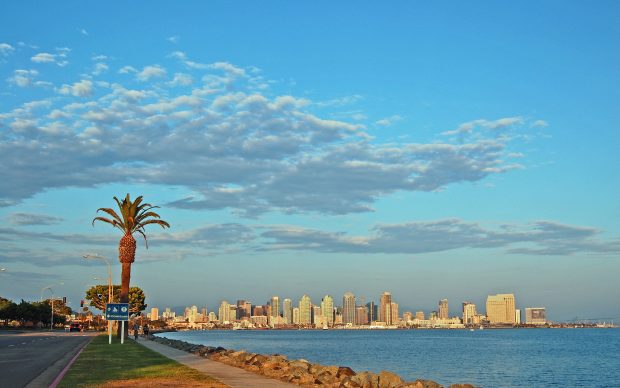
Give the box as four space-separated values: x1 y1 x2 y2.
84 253 113 342
40 282 63 331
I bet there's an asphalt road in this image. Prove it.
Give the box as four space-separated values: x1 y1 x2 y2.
0 330 93 388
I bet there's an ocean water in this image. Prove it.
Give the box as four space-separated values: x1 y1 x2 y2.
158 328 620 387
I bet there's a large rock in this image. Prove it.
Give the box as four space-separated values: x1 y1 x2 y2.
409 380 443 388
351 371 380 388
448 385 475 388
289 359 311 371
337 366 357 379
379 370 404 388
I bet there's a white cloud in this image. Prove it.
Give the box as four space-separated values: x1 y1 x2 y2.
531 119 549 128
118 65 137 74
0 43 14 56
169 73 193 87
136 65 166 81
167 35 180 44
7 69 39 87
92 62 109 75
58 79 94 97
442 117 525 136
91 54 108 61
375 115 403 127
31 52 56 63
80 28 88 35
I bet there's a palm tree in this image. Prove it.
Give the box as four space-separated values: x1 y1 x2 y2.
92 194 170 334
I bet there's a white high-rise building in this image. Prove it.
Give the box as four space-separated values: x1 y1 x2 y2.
462 302 477 325
439 299 449 319
343 292 356 325
283 298 293 324
299 295 312 325
292 307 300 325
218 300 232 323
270 296 280 319
321 295 334 326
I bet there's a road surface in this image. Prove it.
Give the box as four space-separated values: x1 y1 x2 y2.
0 330 94 388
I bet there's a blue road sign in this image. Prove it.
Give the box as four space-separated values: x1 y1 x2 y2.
106 303 130 321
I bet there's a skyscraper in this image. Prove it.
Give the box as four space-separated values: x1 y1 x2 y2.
462 302 477 325
355 305 369 325
150 307 159 321
218 300 231 323
283 298 293 324
270 296 280 319
299 294 312 325
525 307 547 325
292 307 300 325
366 301 377 322
321 295 334 326
379 291 392 324
343 292 356 325
486 293 516 324
439 299 449 319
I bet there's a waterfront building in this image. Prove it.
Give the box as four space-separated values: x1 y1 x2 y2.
270 296 280 319
525 307 547 325
299 294 312 325
343 292 356 325
439 299 449 319
283 298 293 324
253 305 266 316
321 295 334 326
201 307 207 320
236 300 252 319
403 311 413 322
515 309 521 324
150 307 159 321
312 305 321 324
391 302 399 324
189 305 198 323
430 311 438 320
366 301 377 322
415 311 425 320
218 300 232 323
208 311 217 322
356 305 369 325
379 292 392 324
462 302 477 325
251 315 268 326
486 293 516 324
292 307 300 325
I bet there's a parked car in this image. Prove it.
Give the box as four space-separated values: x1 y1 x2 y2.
69 323 82 332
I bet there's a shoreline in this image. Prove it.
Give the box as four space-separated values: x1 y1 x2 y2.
150 334 475 388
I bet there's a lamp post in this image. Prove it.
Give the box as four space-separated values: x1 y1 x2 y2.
84 254 113 343
40 282 62 331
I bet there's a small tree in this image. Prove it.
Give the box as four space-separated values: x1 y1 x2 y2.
85 285 147 314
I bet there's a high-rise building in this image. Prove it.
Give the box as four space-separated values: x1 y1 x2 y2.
525 307 547 325
355 305 369 325
379 292 392 324
292 307 300 325
150 307 159 321
218 300 232 323
486 294 516 324
343 292 356 325
321 295 334 326
462 302 477 325
299 294 312 325
283 298 293 324
415 311 425 320
270 296 280 319
236 300 252 319
403 311 413 322
253 305 266 316
390 302 399 323
189 305 198 323
312 305 321 324
515 309 521 324
208 311 217 322
439 299 449 319
366 302 377 322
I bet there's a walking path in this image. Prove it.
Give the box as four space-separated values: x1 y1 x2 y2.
136 337 296 388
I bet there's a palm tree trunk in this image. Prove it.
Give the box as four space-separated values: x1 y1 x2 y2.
116 261 132 338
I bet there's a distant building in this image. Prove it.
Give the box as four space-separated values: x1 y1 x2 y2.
366 302 377 322
312 305 321 324
299 294 312 325
390 302 399 323
356 305 369 325
515 309 521 324
343 292 356 325
525 307 547 325
321 295 334 326
439 299 449 319
283 298 293 324
237 300 251 319
292 307 300 325
379 292 393 325
270 296 280 319
208 311 217 322
486 294 516 324
462 302 477 325
150 307 159 321
253 305 266 316
415 311 425 320
403 311 413 322
218 300 232 323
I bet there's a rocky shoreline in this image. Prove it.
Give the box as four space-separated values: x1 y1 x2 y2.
150 335 476 388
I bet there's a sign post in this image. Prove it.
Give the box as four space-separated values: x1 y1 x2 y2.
105 303 130 344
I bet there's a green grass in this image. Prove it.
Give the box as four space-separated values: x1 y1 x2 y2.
59 335 219 387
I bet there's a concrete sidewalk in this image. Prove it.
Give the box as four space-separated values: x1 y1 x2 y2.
136 337 296 388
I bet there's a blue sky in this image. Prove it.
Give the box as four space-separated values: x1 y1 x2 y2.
1 1 618 321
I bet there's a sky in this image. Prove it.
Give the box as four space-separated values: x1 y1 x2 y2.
0 1 619 322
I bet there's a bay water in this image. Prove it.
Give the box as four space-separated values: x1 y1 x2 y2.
158 328 620 387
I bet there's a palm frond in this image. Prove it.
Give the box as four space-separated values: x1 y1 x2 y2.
136 219 170 229
136 228 149 249
92 217 124 231
96 208 124 225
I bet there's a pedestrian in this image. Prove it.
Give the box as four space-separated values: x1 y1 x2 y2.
143 323 149 339
133 322 139 340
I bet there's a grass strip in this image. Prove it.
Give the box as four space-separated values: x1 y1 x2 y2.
58 335 223 387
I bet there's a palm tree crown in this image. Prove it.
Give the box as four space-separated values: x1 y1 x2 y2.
92 193 170 263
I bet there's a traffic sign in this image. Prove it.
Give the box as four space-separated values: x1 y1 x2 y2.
106 303 130 321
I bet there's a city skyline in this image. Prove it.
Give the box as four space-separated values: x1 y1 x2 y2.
0 2 619 322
